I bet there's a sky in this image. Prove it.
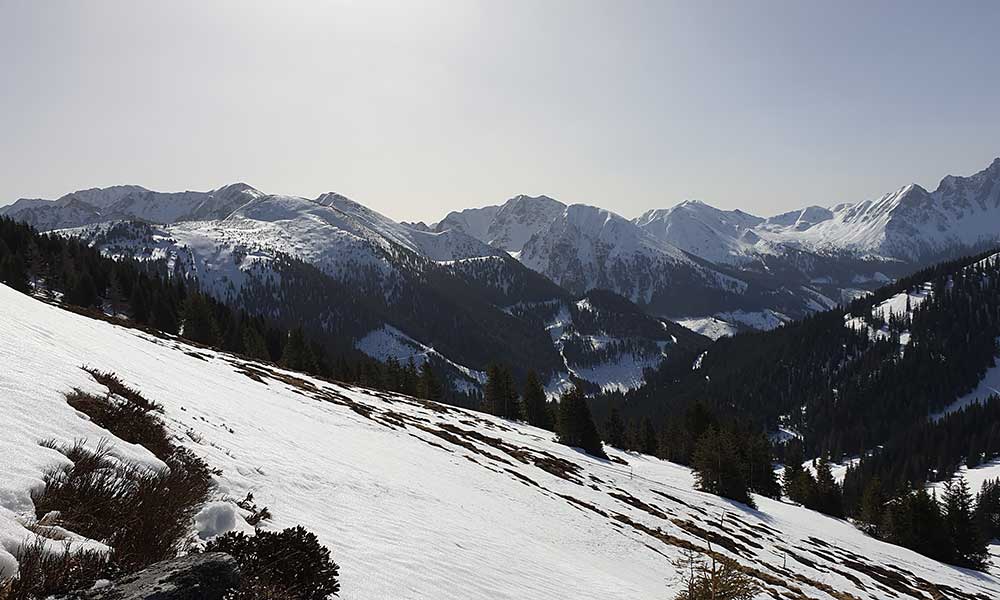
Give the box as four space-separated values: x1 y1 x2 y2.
2 1 999 223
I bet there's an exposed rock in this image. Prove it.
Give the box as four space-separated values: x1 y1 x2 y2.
59 553 239 600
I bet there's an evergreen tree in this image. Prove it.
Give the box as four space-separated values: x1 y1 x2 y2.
106 270 126 316
639 417 658 456
522 370 550 429
691 426 753 507
280 327 317 372
129 283 150 323
943 477 989 570
975 478 1000 542
181 292 219 346
744 432 780 499
151 294 178 334
401 358 419 397
484 364 504 416
604 407 626 449
484 363 519 420
556 387 607 458
241 323 271 361
814 457 845 517
0 252 30 293
859 477 886 536
781 442 806 499
418 361 442 402
66 271 98 308
501 367 520 421
901 488 952 563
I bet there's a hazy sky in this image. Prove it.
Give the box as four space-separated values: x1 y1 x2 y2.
2 1 999 222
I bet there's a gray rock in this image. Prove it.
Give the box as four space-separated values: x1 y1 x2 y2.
61 553 240 600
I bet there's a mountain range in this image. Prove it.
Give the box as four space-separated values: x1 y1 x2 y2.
2 157 998 392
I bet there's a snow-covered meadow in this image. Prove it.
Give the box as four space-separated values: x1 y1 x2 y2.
1 285 999 599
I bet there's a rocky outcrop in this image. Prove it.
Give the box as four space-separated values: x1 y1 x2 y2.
59 553 239 600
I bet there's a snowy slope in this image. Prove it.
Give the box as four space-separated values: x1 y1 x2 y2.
2 286 999 599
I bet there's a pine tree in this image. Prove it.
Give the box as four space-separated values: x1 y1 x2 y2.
129 283 150 323
814 457 844 517
943 477 989 570
0 252 30 293
402 358 419 397
66 271 98 308
692 427 753 507
556 387 606 458
522 370 550 429
106 270 126 316
418 361 442 402
744 432 780 499
604 407 626 449
859 477 886 536
280 327 317 372
781 442 806 500
501 367 520 420
151 293 178 334
181 293 220 346
975 478 1000 542
484 364 504 416
637 417 657 456
241 323 271 360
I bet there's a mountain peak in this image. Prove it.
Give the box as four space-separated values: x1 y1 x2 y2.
214 182 262 195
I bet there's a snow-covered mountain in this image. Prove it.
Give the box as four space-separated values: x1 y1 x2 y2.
0 183 265 231
636 158 1000 265
434 194 567 254
759 158 1000 260
3 283 998 599
634 200 770 266
517 203 745 304
19 184 698 396
5 155 997 349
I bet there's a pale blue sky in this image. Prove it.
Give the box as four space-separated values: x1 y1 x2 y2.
2 0 998 221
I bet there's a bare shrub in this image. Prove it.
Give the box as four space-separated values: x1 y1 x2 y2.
65 389 173 460
0 539 117 600
81 367 162 412
672 548 758 600
32 440 212 572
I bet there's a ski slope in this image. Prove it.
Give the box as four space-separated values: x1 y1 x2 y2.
1 285 998 599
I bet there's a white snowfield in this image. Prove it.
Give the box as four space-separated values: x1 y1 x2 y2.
1 285 999 599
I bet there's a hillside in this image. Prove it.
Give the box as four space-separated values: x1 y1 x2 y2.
617 248 1000 459
1 284 998 599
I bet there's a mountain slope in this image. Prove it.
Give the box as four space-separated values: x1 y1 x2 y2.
1 283 997 599
618 248 1000 464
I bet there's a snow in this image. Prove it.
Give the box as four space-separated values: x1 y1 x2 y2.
675 316 739 340
3 286 1000 597
715 309 787 331
569 352 666 394
194 501 242 540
